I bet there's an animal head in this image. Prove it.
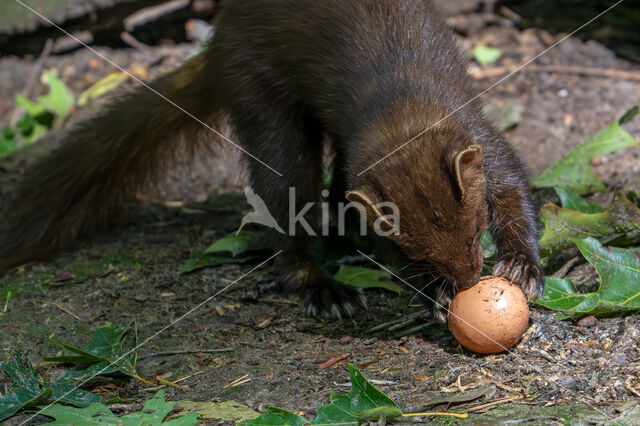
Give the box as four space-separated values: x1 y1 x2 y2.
350 134 488 285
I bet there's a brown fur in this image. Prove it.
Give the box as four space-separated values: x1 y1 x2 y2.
0 0 544 318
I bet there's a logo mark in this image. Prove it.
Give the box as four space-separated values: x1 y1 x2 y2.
237 186 285 235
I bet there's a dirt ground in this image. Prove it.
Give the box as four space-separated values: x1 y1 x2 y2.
1 1 640 424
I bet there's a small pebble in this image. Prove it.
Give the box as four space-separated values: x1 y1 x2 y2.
578 315 598 328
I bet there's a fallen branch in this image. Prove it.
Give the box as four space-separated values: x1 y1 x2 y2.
138 348 233 360
472 64 640 81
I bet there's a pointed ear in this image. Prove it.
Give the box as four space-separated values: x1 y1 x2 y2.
453 144 483 199
345 190 395 233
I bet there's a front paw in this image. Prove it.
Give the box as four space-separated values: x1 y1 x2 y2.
493 254 545 300
433 284 456 324
283 265 367 319
304 278 367 319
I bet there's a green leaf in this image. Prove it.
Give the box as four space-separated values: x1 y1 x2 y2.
178 254 254 274
618 105 638 125
56 361 121 383
532 120 638 194
538 190 640 257
78 72 127 106
203 230 268 257
536 238 640 318
179 231 269 274
50 382 101 407
37 71 75 119
39 390 199 425
480 231 497 259
483 100 520 131
176 400 260 422
15 94 45 116
0 353 48 422
554 188 605 214
333 266 402 294
0 387 49 423
247 365 401 425
472 45 501 65
84 323 129 357
44 323 138 379
245 407 306 425
311 364 400 424
0 351 103 422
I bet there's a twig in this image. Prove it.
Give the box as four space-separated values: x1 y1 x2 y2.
319 353 350 369
552 257 581 279
224 374 251 388
402 412 468 419
43 302 88 322
120 31 151 51
367 310 427 333
467 395 528 413
472 64 640 81
138 348 233 360
256 298 299 305
123 0 190 32
393 320 438 338
144 370 205 391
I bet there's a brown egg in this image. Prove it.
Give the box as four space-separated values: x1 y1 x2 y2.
448 276 529 354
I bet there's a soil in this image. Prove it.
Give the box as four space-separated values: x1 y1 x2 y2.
1 1 640 424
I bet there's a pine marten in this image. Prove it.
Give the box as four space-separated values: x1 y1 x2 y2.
0 0 544 319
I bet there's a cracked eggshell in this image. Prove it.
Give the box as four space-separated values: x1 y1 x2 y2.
448 276 529 354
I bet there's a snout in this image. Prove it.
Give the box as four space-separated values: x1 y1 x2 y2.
436 249 483 286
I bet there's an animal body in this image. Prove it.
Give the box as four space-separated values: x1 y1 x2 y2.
0 0 544 318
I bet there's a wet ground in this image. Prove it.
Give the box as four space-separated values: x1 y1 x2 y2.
1 1 640 424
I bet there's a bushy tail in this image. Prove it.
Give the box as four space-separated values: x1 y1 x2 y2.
0 52 223 271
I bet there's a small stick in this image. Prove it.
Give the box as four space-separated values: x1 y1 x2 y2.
120 32 150 51
319 353 350 369
138 348 233 360
393 321 438 338
224 374 251 388
472 64 640 81
551 257 580 279
43 302 88 322
123 0 190 32
467 395 527 413
256 298 299 305
402 412 468 419
367 310 427 332
144 370 205 391
154 375 185 390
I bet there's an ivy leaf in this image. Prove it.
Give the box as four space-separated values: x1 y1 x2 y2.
538 190 640 257
532 120 638 194
333 266 402 294
536 238 640 318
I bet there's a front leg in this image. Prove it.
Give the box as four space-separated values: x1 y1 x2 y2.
231 102 366 318
485 138 545 300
